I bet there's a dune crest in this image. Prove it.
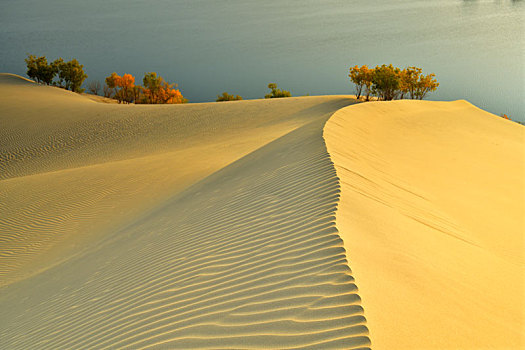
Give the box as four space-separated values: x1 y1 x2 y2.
324 100 524 349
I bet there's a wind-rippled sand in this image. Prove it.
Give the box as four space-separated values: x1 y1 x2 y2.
0 74 368 349
1 74 523 349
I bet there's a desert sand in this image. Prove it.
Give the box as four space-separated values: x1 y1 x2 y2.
0 73 523 349
325 100 525 349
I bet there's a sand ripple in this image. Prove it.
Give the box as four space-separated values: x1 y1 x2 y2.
0 77 369 349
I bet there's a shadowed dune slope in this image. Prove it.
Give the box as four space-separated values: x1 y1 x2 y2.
0 74 357 287
324 100 524 349
0 74 368 348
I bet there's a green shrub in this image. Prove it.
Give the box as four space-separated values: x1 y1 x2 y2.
24 55 59 85
371 64 400 101
54 58 88 93
25 54 88 93
216 92 243 102
264 83 291 98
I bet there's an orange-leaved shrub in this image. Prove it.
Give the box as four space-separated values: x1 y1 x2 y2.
349 64 439 101
104 72 187 104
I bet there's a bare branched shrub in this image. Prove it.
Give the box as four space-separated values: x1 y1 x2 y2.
88 81 101 95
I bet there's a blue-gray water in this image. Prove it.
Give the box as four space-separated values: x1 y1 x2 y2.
1 0 523 121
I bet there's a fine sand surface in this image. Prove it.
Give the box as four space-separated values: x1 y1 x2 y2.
325 100 524 349
0 73 355 287
0 74 369 349
1 73 523 349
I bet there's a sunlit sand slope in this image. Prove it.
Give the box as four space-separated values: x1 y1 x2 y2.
0 73 356 287
0 74 368 348
324 100 524 349
0 120 370 349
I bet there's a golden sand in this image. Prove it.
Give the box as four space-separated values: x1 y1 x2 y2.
1 73 523 348
325 100 524 348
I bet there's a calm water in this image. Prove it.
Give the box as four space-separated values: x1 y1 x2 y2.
1 0 524 121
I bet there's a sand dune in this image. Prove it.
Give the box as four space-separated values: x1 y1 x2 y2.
1 119 370 349
1 74 523 349
0 74 356 287
0 74 369 349
325 100 524 349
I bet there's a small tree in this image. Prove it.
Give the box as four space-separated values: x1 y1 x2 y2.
398 66 420 99
118 74 136 103
142 72 163 104
264 83 291 98
55 58 88 93
371 64 401 101
25 54 40 83
413 73 439 100
25 54 58 85
349 65 373 100
141 72 187 104
104 72 120 98
216 92 243 102
156 82 184 104
398 66 439 100
104 73 135 103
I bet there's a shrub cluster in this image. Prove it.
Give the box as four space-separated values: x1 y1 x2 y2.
25 54 186 104
104 72 187 104
25 55 441 105
349 64 439 101
216 92 243 102
264 83 291 99
25 55 88 93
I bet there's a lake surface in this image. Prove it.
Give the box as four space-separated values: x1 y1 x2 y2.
1 0 523 121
